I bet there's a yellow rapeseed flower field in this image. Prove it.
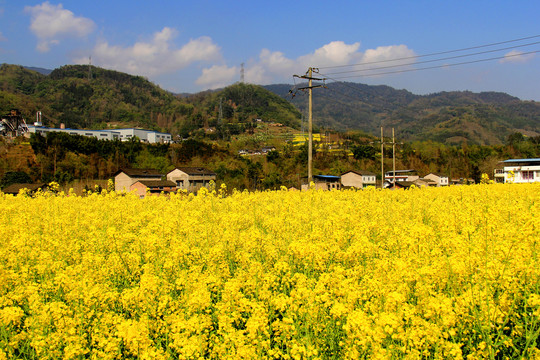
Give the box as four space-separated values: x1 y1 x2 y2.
0 183 539 359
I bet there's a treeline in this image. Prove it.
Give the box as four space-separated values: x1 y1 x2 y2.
352 131 540 182
3 129 540 191
25 132 219 185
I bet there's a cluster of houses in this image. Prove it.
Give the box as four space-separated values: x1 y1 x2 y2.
4 157 540 197
307 158 540 191
114 167 216 198
304 170 450 190
238 146 276 156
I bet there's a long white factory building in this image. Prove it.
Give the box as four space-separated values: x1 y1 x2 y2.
26 125 172 144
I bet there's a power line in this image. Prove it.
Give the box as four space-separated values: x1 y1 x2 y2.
322 41 540 76
318 34 540 70
319 49 540 80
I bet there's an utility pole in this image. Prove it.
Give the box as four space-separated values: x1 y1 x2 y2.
392 128 396 185
294 67 325 183
381 127 384 188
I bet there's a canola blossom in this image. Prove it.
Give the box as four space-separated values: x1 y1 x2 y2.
0 184 539 359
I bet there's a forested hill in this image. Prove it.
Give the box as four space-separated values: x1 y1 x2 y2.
2 63 539 145
0 64 301 135
265 82 540 145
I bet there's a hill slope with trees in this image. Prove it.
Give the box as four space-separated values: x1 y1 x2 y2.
0 64 301 137
265 82 540 145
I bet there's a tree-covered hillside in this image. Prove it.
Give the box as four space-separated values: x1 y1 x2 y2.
0 64 301 137
265 82 540 145
2 63 540 145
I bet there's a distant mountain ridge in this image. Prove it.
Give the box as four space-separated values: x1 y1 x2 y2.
23 66 53 75
1 63 539 145
264 82 540 145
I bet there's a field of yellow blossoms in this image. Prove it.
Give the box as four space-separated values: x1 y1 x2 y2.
1 183 539 359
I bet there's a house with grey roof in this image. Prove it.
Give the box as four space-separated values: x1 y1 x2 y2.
2 183 47 195
341 170 376 189
114 168 163 192
130 180 177 198
166 167 217 193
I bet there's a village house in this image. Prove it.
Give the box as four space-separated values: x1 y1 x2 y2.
384 170 420 183
2 183 47 195
301 175 341 191
423 173 449 186
494 158 540 184
130 180 177 198
166 167 217 193
114 168 163 192
413 178 438 188
340 170 376 189
262 146 276 154
391 181 416 190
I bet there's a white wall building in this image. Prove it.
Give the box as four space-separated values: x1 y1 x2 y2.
384 170 419 183
497 158 540 183
26 125 171 143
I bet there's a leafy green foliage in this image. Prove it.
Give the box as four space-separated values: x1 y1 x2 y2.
352 144 377 160
0 171 32 189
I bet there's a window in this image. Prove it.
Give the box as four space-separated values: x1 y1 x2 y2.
522 171 534 180
85 133 93 136
100 134 107 137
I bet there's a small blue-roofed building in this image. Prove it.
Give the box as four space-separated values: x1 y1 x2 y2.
301 174 341 191
495 158 540 183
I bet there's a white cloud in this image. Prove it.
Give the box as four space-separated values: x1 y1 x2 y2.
299 41 363 67
77 27 221 77
361 45 415 65
499 50 535 64
196 41 416 89
196 65 238 89
24 1 95 52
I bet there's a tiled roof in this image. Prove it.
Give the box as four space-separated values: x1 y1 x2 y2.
136 180 177 188
341 170 376 176
393 181 415 188
2 183 46 194
313 175 340 181
115 168 162 177
171 167 216 176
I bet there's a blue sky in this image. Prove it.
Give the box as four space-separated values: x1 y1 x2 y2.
1 1 539 100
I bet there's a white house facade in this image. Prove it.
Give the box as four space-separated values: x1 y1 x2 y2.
497 158 540 183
